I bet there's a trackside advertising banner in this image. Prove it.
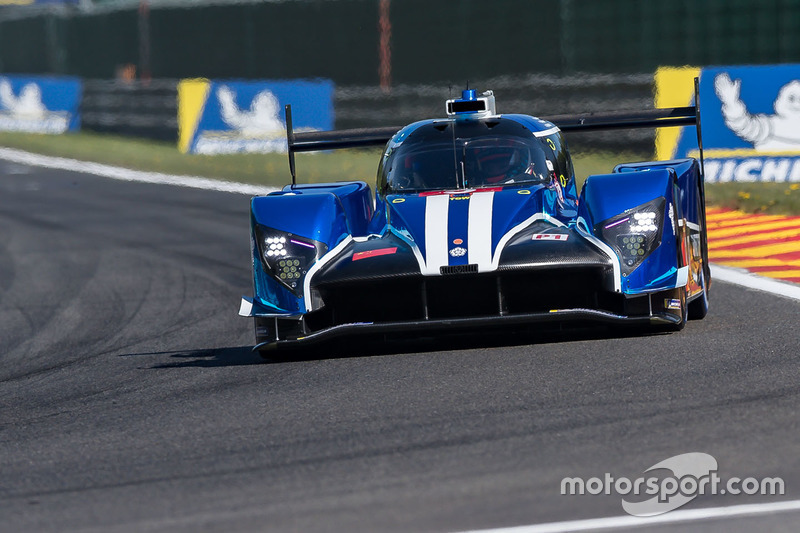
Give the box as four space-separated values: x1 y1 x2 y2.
0 0 79 4
178 78 333 154
656 64 800 182
0 75 81 134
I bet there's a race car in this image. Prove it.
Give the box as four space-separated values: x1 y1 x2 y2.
239 87 710 356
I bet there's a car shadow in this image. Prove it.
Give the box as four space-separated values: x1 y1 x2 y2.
123 323 674 368
122 346 264 368
257 322 674 364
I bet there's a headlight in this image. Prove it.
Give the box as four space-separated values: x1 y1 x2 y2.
597 198 665 274
254 225 327 293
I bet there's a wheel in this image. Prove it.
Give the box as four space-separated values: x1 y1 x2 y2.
688 172 711 321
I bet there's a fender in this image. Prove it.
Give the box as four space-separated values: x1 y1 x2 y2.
249 182 372 315
577 168 684 294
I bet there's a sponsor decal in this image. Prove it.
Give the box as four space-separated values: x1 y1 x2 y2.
656 64 800 182
0 76 81 134
178 78 333 154
449 246 467 257
450 194 471 201
352 247 398 261
668 202 677 234
665 298 682 310
453 238 464 245
391 197 406 203
533 233 569 241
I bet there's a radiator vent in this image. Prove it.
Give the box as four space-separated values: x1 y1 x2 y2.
440 264 478 275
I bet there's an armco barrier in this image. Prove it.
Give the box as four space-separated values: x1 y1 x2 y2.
334 73 656 152
76 73 655 152
81 79 179 141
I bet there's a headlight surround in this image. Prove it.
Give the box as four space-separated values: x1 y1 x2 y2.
254 224 327 293
597 198 665 275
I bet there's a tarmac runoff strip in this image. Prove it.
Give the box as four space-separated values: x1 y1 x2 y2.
0 146 278 196
455 499 800 533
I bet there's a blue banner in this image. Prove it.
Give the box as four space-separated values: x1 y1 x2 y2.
0 0 79 4
656 64 800 182
0 75 81 134
178 79 334 154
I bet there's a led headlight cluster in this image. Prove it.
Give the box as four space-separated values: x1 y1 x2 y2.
597 198 665 274
264 236 288 257
629 212 658 232
276 258 302 281
254 224 327 293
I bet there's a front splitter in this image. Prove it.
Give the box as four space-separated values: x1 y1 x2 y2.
253 308 680 353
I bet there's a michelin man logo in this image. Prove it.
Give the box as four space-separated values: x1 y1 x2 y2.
0 80 47 118
193 85 288 154
715 72 800 152
0 78 70 134
216 85 284 136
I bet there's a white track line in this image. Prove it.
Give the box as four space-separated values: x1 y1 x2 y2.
711 264 800 302
457 499 800 533
0 146 278 196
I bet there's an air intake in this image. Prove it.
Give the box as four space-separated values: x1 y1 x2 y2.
440 264 479 275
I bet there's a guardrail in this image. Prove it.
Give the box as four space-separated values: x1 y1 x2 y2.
77 73 656 152
81 79 179 141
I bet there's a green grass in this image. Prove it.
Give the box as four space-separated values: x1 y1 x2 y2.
703 181 800 215
2 131 799 215
0 130 380 186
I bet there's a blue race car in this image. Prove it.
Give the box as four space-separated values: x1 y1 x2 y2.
240 88 710 356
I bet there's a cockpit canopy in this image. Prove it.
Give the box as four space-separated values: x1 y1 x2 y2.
378 118 573 195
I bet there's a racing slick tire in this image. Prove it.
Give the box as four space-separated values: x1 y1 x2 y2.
688 178 710 321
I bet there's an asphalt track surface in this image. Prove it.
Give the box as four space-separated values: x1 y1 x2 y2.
1 161 799 533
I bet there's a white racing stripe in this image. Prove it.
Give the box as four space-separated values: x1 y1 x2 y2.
455 499 800 533
303 235 354 311
711 264 800 302
424 194 450 274
491 213 565 270
0 146 278 196
468 191 495 271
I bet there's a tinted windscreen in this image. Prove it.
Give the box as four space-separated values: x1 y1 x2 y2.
463 137 550 187
380 120 553 194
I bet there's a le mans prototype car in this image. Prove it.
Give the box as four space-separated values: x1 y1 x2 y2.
239 88 710 356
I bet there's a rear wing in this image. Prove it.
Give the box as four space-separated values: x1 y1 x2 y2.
285 78 703 184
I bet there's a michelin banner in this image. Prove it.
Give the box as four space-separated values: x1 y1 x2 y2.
178 78 333 154
0 75 81 134
656 64 800 182
0 0 79 4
